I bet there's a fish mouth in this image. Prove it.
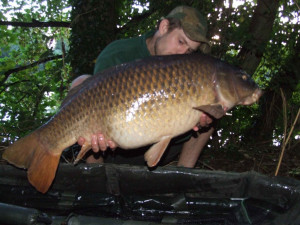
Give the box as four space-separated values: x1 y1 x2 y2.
240 88 263 105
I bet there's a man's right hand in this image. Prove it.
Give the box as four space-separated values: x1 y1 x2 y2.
193 113 213 131
77 133 117 152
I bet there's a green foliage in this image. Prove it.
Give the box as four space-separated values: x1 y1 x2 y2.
0 0 71 143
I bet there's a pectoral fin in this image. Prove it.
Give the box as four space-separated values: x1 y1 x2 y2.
144 136 172 167
193 104 225 119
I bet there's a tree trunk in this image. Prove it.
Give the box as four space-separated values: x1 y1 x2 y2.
238 0 279 75
68 0 121 79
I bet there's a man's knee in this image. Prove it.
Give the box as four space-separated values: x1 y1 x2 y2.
70 74 92 90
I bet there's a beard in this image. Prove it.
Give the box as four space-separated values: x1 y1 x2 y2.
154 36 163 55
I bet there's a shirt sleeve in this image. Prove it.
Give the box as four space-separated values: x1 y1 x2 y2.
93 44 121 74
93 33 152 75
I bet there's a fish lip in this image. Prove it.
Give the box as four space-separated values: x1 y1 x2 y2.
253 88 263 102
256 89 263 99
239 88 263 105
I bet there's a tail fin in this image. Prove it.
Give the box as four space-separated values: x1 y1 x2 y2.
3 132 61 193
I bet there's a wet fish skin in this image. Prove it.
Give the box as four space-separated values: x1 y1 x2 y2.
3 53 262 193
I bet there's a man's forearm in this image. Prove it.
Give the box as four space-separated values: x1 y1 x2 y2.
178 127 214 168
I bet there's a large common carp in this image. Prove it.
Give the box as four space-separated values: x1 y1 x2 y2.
3 53 262 193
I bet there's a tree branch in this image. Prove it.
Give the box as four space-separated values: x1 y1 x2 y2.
0 20 71 28
1 55 63 85
0 80 31 94
238 0 280 74
117 7 159 34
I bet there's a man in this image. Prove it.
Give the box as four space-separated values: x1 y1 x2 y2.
71 6 214 167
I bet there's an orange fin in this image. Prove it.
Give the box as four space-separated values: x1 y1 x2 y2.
144 136 171 167
3 132 61 193
27 148 60 193
3 132 38 169
193 104 225 119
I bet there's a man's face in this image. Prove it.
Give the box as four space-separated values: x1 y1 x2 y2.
154 28 200 55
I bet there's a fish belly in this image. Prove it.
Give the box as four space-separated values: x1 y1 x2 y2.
109 103 202 149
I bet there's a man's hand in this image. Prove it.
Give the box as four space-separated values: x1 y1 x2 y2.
193 113 213 131
77 133 117 152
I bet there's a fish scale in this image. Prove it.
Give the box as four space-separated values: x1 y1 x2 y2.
3 53 262 193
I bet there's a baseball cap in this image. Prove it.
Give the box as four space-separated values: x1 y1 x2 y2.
166 6 211 53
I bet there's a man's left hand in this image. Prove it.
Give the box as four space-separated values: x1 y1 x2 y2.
193 113 213 131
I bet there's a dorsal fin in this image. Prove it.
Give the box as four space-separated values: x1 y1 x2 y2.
61 75 93 108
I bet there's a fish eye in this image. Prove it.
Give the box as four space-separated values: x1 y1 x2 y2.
242 74 248 80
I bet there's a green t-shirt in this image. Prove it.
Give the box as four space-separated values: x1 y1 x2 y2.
93 31 154 74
